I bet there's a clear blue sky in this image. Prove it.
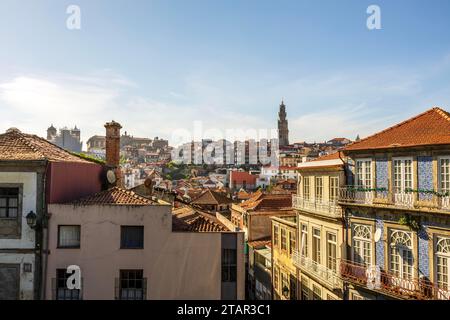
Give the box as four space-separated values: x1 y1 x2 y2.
1 0 450 146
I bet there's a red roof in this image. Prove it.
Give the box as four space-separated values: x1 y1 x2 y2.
172 206 229 232
345 107 450 151
71 187 154 205
230 171 257 184
311 151 343 162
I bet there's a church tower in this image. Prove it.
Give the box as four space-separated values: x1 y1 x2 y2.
278 99 289 147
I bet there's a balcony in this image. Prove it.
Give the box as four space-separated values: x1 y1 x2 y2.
339 187 450 212
340 259 450 300
292 195 342 218
292 250 342 290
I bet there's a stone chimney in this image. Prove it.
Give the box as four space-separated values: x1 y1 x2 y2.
104 120 122 186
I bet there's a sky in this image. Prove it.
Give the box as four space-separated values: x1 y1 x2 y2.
0 0 450 147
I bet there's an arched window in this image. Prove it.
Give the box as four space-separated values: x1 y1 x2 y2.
436 237 450 292
389 230 413 279
352 224 372 265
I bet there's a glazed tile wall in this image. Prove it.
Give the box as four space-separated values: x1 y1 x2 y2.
417 156 433 201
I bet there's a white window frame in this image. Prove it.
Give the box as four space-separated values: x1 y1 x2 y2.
312 228 321 264
389 229 414 280
438 156 450 194
355 158 373 188
315 177 323 201
435 236 450 294
329 176 339 202
303 176 310 200
392 157 414 192
352 223 372 265
327 232 338 271
300 223 308 257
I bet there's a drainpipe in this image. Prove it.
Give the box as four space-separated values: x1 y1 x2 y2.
338 151 350 299
40 161 50 300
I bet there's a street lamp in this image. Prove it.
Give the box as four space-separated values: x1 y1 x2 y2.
26 210 37 229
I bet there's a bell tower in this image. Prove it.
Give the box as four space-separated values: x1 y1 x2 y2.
278 99 289 147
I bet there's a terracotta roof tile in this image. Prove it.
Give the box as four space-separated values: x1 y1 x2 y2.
248 238 272 249
239 192 292 211
0 128 91 163
311 151 343 162
172 206 229 232
230 171 257 184
71 187 154 205
345 107 450 151
191 189 232 205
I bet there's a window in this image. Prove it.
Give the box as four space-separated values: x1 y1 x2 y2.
326 293 336 300
303 177 310 200
58 226 80 248
273 266 279 293
393 158 413 192
301 224 308 257
117 270 146 300
222 248 237 282
440 157 450 194
352 224 372 265
312 228 321 264
120 226 144 249
312 284 322 300
55 269 81 300
330 177 339 201
281 273 290 298
289 231 296 256
273 225 279 246
389 230 413 279
0 187 19 218
281 228 287 251
355 159 372 188
301 276 309 300
436 237 450 292
327 233 337 271
315 177 323 201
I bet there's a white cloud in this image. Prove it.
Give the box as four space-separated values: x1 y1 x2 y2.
1 56 449 149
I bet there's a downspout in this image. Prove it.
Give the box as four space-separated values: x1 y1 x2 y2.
338 151 349 299
40 161 50 300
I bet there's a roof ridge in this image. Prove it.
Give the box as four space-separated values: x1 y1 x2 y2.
344 107 447 150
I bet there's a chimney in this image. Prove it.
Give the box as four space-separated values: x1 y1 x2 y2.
105 120 122 186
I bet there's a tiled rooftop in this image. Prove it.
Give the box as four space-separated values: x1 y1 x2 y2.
71 187 155 205
191 189 233 205
0 128 93 163
239 192 292 211
172 206 229 232
345 107 450 151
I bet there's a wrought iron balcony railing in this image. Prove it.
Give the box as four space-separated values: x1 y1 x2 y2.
338 187 450 212
339 259 450 300
292 195 342 218
292 251 342 289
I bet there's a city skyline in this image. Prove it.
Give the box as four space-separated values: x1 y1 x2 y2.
1 0 450 145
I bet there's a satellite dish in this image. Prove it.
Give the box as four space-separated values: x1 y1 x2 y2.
107 170 116 184
374 228 382 242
